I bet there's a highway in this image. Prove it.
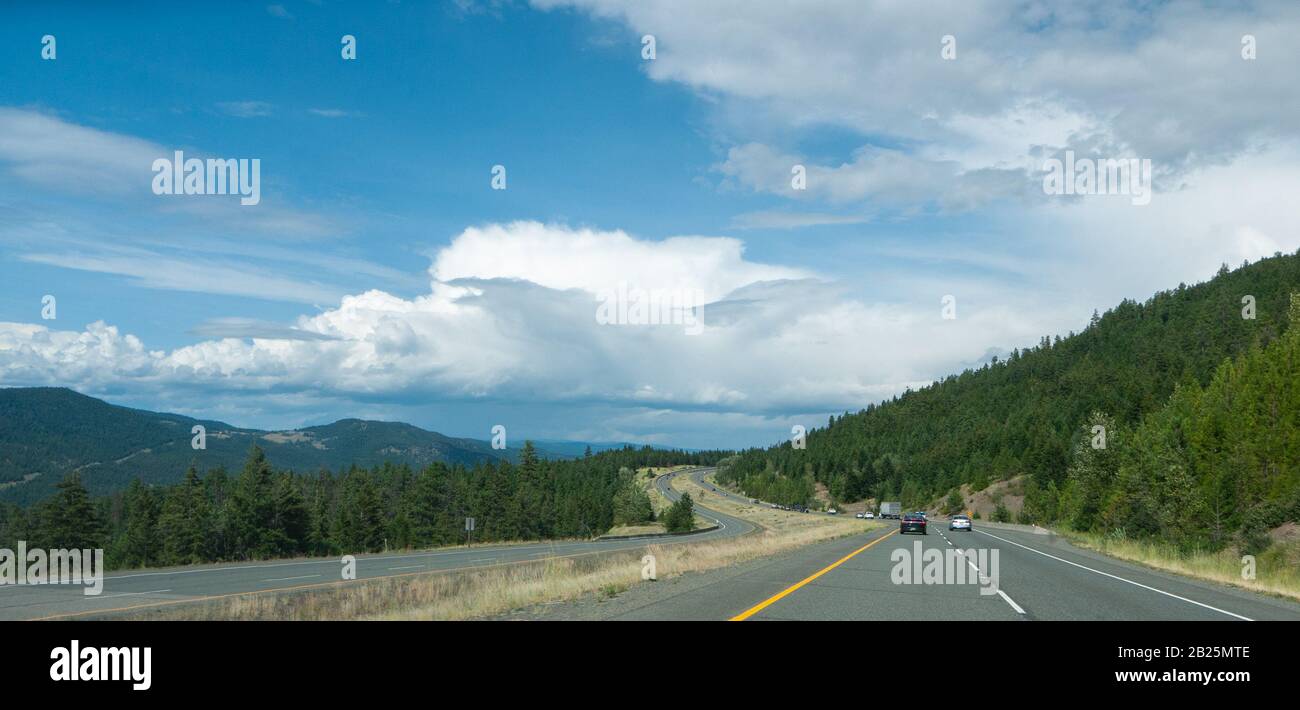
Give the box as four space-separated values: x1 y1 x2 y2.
8 468 1300 621
611 518 1300 621
0 467 750 620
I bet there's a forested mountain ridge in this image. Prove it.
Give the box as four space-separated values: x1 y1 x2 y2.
0 443 725 569
0 388 626 505
719 251 1300 550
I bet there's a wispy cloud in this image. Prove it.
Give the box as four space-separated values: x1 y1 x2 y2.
216 101 274 118
0 107 343 239
307 108 358 118
730 210 870 230
19 247 344 304
0 107 158 196
189 317 341 341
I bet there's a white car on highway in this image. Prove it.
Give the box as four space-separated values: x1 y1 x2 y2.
949 514 972 531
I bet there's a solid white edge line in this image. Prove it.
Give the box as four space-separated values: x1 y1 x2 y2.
976 529 1253 621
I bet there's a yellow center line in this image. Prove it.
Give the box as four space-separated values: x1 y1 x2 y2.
730 529 897 621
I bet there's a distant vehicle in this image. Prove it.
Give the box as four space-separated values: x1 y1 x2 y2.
864 512 875 519
912 511 928 520
770 503 779 509
949 514 972 531
900 513 927 535
880 501 901 519
855 512 865 519
827 508 838 515
751 499 760 504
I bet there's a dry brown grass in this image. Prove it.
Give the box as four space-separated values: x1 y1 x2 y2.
678 471 873 537
1060 529 1300 602
602 523 666 537
125 517 871 620
125 469 877 621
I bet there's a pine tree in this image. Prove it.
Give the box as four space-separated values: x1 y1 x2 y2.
36 472 104 550
230 445 276 559
334 468 384 552
157 465 210 565
266 473 308 557
305 472 334 556
118 478 159 567
408 464 451 546
203 468 232 561
516 441 554 539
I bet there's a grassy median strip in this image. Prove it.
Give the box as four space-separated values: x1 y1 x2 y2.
675 471 874 537
119 472 876 620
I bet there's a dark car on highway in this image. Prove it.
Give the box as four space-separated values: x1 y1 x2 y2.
900 513 927 535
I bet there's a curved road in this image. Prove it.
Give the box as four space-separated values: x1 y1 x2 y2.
1 467 746 620
653 467 758 537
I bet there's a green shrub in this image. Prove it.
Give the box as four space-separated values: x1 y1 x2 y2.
662 493 695 533
992 503 1011 523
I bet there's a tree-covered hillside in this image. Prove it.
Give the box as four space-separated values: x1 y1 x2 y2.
0 388 619 505
0 443 724 569
0 387 242 488
1053 294 1300 551
719 251 1300 550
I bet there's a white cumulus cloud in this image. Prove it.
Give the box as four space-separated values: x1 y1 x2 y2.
0 222 1038 422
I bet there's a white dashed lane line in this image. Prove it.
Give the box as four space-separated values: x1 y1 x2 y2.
103 589 171 599
947 534 1026 617
262 574 321 582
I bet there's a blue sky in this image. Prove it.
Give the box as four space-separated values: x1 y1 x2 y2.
2 1 1298 448
2 2 717 337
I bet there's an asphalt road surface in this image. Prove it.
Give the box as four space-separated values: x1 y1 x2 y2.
1 467 750 620
614 519 1300 621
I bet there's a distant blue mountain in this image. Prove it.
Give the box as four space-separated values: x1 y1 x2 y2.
0 387 624 504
